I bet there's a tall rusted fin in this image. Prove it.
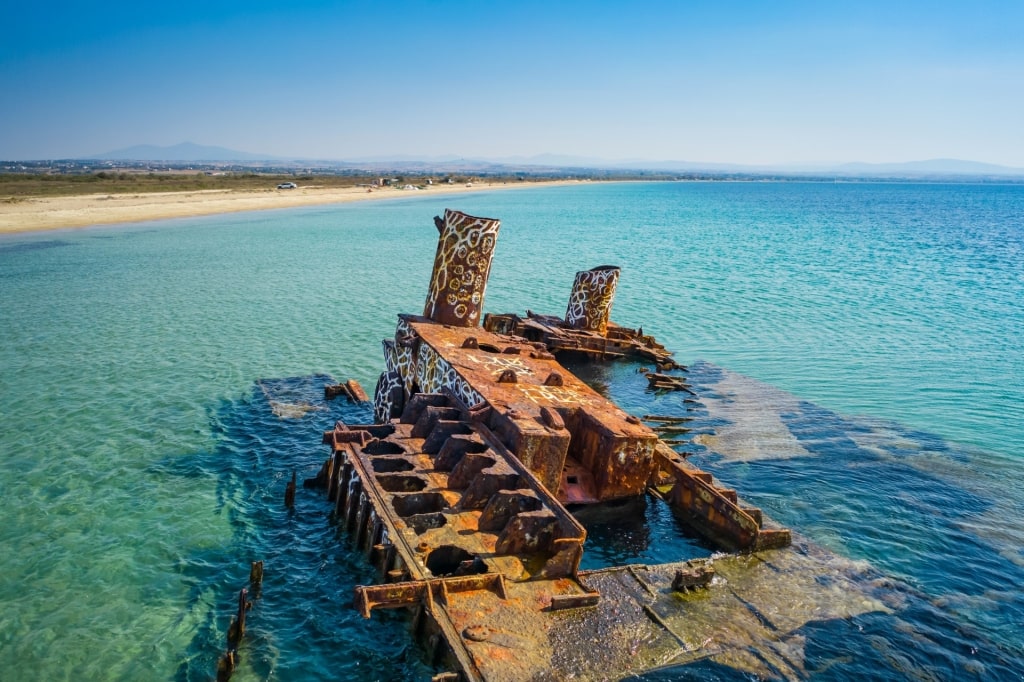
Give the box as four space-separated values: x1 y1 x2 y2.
423 209 501 327
565 265 621 335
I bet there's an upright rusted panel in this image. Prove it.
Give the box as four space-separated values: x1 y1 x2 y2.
423 209 501 327
565 265 620 335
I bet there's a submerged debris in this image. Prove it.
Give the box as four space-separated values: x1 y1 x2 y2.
215 568 262 681
645 372 695 393
249 560 264 591
284 471 296 507
672 560 715 592
268 400 323 419
325 378 369 403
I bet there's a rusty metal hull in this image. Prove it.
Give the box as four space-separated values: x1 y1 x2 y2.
313 209 791 680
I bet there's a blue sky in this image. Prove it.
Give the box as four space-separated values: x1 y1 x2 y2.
2 1 1022 165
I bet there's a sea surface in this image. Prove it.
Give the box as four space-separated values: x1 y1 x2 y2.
0 181 1021 680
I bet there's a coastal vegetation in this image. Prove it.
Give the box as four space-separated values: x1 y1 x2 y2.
7 162 1019 202
0 162 683 199
0 171 484 198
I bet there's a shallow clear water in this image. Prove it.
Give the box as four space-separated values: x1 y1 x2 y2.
1 182 1022 679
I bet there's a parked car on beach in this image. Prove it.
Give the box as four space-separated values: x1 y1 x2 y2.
277 182 297 189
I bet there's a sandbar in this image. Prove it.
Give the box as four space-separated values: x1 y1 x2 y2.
0 180 585 235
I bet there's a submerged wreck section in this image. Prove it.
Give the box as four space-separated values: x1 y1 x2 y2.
482 264 678 368
317 209 789 680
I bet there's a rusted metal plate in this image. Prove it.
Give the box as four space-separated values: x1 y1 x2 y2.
351 544 888 682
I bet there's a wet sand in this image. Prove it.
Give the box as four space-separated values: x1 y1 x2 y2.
0 180 584 234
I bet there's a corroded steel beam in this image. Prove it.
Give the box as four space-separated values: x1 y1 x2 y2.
653 444 791 551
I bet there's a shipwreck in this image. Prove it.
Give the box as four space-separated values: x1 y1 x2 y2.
312 209 792 680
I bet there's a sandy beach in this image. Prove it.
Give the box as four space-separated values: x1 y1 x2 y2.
0 180 584 234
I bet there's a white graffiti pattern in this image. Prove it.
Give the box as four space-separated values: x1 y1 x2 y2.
517 384 599 407
393 318 418 394
466 354 535 377
565 266 620 333
415 343 485 408
423 209 501 325
373 370 404 423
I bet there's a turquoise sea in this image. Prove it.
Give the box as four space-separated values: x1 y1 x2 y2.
1 181 1022 680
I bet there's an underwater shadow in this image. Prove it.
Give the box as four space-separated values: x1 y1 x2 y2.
155 374 431 681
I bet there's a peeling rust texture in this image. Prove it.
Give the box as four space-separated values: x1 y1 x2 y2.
322 209 791 681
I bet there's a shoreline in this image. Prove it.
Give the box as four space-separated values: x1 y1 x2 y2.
0 180 588 235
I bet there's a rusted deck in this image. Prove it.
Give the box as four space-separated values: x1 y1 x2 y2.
390 316 657 504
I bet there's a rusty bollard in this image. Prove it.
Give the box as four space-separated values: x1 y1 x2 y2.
249 560 264 598
249 560 264 587
284 471 296 507
671 562 715 592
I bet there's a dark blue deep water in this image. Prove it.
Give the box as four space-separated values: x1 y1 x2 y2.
1 182 1021 679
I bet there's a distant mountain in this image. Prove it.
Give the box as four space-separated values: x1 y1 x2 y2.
831 158 1024 176
343 154 760 172
457 156 1024 176
86 142 278 162
606 158 1024 176
339 153 608 166
75 145 1024 178
342 154 466 164
609 159 767 173
488 153 615 167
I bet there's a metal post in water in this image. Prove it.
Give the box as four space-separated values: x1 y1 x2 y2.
565 265 621 335
423 209 501 327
